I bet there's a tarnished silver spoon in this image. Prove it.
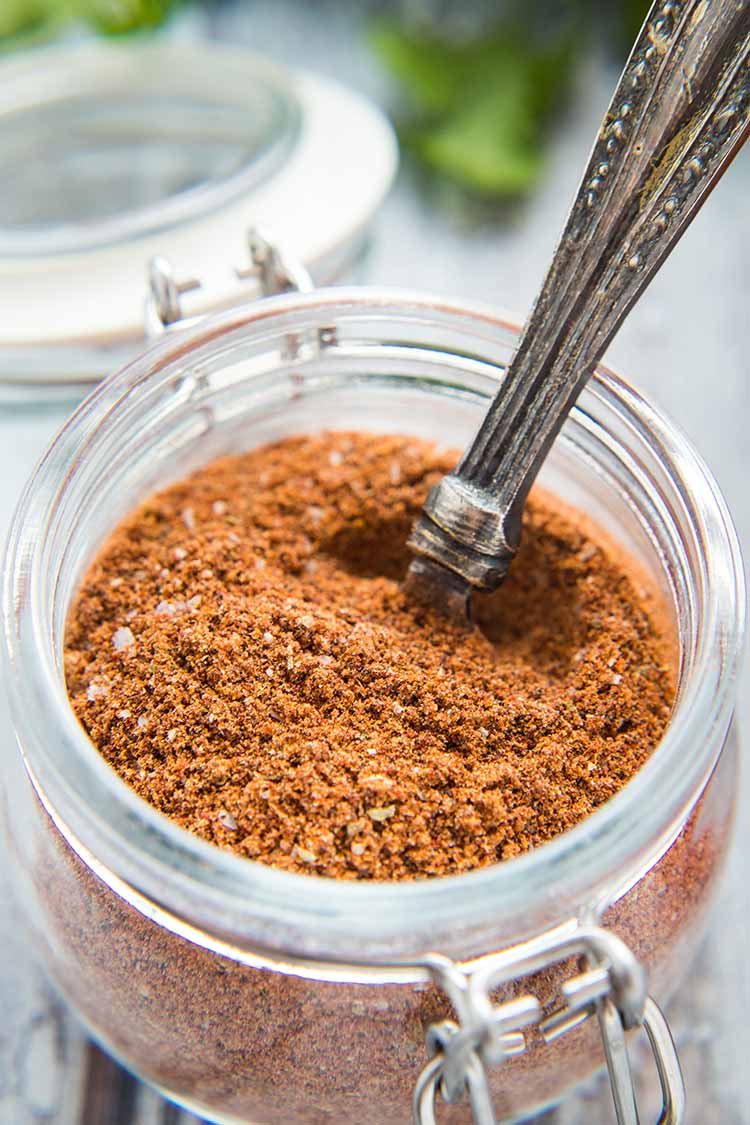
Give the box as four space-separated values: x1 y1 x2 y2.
407 0 750 619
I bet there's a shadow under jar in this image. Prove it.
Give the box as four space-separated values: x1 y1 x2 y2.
1 290 744 1125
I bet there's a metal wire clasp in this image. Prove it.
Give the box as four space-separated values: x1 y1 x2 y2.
235 228 314 297
144 227 314 337
413 923 685 1125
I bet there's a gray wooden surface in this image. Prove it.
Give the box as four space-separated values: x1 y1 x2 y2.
0 2 748 1122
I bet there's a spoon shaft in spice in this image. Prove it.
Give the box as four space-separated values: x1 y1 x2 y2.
407 0 750 618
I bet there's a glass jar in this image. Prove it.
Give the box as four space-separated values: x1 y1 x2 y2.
1 290 744 1125
0 41 396 399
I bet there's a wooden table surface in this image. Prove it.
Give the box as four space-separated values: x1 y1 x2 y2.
1 3 748 1122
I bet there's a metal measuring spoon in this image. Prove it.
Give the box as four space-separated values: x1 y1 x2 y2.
407 0 750 620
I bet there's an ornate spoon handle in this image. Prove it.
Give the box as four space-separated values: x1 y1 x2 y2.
408 0 750 602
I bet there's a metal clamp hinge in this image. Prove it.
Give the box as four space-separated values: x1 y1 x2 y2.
413 924 685 1125
143 228 325 361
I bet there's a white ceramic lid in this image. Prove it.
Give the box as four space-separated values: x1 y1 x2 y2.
0 40 398 395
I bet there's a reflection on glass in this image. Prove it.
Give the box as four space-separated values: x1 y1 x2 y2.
0 47 300 255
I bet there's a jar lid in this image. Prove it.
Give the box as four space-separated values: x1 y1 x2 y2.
0 40 397 397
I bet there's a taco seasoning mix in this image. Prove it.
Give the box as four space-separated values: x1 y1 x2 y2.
27 430 727 1122
66 431 674 879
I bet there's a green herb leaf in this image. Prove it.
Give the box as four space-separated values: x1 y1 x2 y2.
371 17 577 199
369 23 486 116
76 0 177 35
0 0 176 41
0 0 50 40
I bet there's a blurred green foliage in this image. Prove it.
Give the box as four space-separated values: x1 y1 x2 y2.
371 19 577 198
0 0 177 42
372 1 652 200
1 0 652 200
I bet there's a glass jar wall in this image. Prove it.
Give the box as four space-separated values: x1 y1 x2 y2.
2 291 744 1123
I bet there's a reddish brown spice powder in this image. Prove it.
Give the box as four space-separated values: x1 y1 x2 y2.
65 431 674 880
28 789 727 1125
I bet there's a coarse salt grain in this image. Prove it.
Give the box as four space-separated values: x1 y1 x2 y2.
137 715 148 729
318 654 333 666
293 845 317 864
262 631 274 644
367 805 396 822
213 500 227 516
392 701 404 714
360 775 393 788
218 810 238 831
86 681 109 702
173 547 188 561
265 668 274 678
109 577 123 589
329 450 343 466
350 842 365 856
166 729 177 742
182 507 196 532
116 709 131 719
112 626 135 651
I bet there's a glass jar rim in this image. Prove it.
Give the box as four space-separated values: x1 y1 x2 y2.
2 287 745 967
0 40 300 258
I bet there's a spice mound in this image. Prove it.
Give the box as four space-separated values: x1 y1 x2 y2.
65 432 673 880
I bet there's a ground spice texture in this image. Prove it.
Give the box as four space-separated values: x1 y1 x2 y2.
30 790 727 1124
65 431 674 880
